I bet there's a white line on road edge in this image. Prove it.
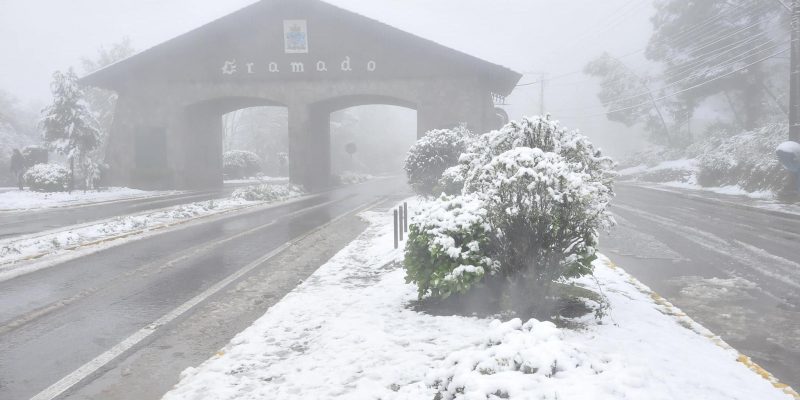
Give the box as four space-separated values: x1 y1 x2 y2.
0 197 341 337
29 196 387 400
0 193 321 284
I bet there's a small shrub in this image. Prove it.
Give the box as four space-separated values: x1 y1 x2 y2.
223 150 262 179
24 163 69 192
404 126 472 196
404 194 499 299
231 183 304 202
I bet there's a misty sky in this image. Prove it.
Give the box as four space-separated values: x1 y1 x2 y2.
0 0 655 155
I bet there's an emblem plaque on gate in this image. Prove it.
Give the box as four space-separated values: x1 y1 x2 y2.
284 20 309 53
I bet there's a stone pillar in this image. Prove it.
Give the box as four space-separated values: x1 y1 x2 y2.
178 105 223 189
104 96 136 187
288 103 332 191
288 104 310 187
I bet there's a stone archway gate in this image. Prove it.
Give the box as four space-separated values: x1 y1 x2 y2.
82 0 522 190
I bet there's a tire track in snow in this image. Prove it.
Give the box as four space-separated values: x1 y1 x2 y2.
613 204 800 292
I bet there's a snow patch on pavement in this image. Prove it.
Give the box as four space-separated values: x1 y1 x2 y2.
0 185 305 281
162 205 795 400
0 187 176 211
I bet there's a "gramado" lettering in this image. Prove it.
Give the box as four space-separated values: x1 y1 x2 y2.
221 57 377 75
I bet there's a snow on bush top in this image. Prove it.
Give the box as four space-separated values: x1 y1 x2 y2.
223 150 261 168
470 147 613 215
24 163 69 192
447 116 614 195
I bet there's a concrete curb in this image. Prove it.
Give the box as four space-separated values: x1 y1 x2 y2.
600 256 799 399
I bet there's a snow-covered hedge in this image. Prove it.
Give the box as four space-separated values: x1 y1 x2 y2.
404 126 472 196
405 116 615 312
24 163 69 192
231 183 304 202
223 150 262 179
697 124 790 192
405 194 499 299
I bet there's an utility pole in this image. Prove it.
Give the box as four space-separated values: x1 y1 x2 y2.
539 73 546 116
791 0 800 141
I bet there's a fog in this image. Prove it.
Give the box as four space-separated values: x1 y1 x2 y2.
1 0 654 158
1 1 799 399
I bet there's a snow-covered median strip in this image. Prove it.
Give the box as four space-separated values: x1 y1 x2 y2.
0 184 305 282
162 205 797 400
0 187 179 211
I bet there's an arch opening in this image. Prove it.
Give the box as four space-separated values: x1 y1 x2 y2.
329 105 417 180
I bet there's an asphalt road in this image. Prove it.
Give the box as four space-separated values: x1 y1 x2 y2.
0 182 277 239
0 177 409 400
601 183 800 390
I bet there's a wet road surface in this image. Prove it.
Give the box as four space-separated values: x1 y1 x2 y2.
601 183 800 390
0 182 274 239
0 177 407 400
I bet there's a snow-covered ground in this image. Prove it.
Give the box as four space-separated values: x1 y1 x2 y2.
617 158 698 177
619 159 790 202
162 203 797 400
0 187 177 211
0 184 306 282
223 176 288 185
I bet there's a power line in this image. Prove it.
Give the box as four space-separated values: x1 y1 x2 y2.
562 40 788 112
516 2 778 89
557 47 790 119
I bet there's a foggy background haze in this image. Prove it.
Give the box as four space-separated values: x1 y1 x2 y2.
0 0 654 158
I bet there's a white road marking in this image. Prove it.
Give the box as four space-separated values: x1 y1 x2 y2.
0 197 337 336
29 196 386 400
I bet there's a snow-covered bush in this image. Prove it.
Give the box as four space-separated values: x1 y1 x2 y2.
406 116 615 313
697 124 790 192
429 318 592 399
24 163 69 192
231 183 304 202
467 147 613 291
223 150 262 179
404 126 472 196
404 194 499 299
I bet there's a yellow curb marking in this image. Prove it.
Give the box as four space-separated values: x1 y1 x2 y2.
600 258 799 399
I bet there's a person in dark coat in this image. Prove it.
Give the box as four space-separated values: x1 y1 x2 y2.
10 149 25 190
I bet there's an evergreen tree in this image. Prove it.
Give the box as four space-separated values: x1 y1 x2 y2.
41 68 101 191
